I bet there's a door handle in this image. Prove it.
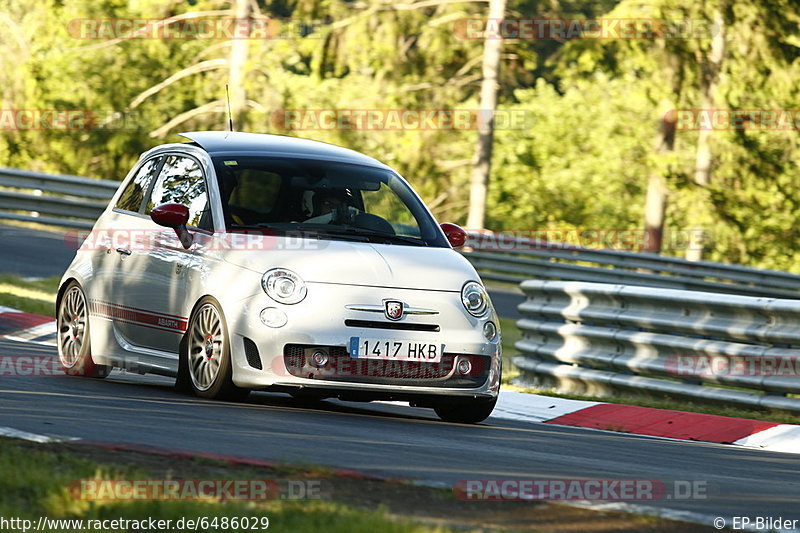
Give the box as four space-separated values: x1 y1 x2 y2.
116 248 132 256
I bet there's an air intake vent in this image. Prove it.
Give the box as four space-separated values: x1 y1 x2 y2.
344 320 440 332
243 337 262 369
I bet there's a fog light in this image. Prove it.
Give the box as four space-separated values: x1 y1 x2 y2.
456 357 472 375
260 307 287 328
483 321 497 341
310 349 329 367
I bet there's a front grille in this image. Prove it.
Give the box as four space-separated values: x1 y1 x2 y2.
284 344 349 357
282 344 488 388
344 319 440 332
243 337 262 369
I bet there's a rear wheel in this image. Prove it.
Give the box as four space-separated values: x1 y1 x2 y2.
434 397 497 424
182 297 249 401
57 282 110 378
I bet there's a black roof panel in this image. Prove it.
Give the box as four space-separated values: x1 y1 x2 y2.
179 131 388 168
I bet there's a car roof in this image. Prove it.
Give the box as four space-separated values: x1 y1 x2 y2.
178 131 390 169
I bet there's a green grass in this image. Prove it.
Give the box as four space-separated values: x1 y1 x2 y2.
0 275 60 316
0 439 457 533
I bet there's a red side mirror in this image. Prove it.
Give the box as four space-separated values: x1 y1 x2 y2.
441 222 467 248
150 203 193 248
150 203 189 228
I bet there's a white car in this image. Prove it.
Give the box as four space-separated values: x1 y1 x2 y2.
57 131 501 423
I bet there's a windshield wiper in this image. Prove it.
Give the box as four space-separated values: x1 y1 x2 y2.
296 224 426 246
229 222 278 230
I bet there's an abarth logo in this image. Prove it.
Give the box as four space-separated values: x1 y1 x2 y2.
384 300 404 321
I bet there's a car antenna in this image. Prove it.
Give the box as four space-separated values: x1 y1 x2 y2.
225 84 234 132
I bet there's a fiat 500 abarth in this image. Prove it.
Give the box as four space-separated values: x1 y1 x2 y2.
57 131 501 423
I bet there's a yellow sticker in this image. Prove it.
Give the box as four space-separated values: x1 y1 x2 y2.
223 160 238 166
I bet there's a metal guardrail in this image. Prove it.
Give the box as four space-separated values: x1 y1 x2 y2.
462 233 800 298
513 280 800 412
0 167 118 229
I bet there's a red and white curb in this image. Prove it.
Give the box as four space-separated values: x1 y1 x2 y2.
0 307 56 346
491 391 800 455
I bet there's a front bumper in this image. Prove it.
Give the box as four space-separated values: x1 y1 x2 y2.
225 282 502 400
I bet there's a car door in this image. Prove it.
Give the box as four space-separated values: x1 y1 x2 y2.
85 155 163 361
112 153 213 363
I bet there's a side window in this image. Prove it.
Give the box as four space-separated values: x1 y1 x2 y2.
145 155 211 229
115 157 161 213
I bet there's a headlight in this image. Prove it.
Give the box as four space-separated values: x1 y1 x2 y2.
461 281 488 317
261 268 307 304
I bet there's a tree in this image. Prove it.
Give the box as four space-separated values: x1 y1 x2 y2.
466 0 507 230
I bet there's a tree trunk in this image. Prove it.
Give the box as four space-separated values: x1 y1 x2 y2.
643 33 687 255
644 174 667 253
466 0 506 230
686 6 725 261
227 0 250 130
644 104 676 253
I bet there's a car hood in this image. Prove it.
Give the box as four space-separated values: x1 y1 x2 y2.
219 238 478 291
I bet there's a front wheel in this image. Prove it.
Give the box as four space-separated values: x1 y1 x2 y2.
57 282 110 378
180 297 249 401
434 397 497 424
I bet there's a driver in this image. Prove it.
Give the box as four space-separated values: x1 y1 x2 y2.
304 189 357 224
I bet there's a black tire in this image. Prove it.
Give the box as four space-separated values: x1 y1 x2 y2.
434 397 497 424
174 333 193 393
181 296 249 401
56 281 110 378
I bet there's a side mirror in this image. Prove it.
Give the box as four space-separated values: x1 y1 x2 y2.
151 203 193 248
440 222 467 248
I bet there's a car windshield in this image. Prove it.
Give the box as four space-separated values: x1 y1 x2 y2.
211 156 448 247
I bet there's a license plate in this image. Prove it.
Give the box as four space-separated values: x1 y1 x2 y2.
349 337 444 363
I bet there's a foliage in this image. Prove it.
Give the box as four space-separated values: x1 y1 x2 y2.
1 0 799 269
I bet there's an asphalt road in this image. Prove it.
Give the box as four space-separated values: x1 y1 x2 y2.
2 337 800 528
0 224 525 318
0 224 79 278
